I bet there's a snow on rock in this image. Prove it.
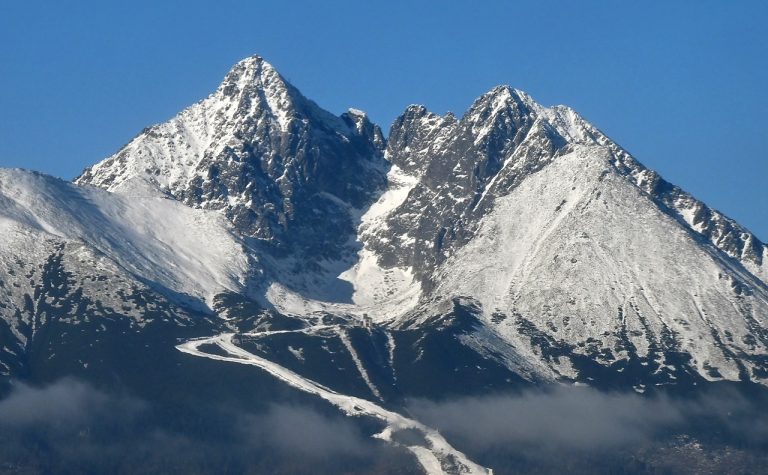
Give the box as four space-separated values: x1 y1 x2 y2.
339 165 422 309
75 56 316 193
75 55 387 256
428 145 768 383
0 168 255 311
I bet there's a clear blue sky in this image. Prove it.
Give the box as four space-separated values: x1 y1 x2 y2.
1 1 766 239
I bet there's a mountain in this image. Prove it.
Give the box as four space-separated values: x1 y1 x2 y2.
76 56 386 262
2 55 768 474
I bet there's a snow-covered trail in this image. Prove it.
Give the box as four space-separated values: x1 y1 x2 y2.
177 331 491 475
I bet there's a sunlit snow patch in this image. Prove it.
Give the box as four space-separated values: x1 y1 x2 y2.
266 165 422 322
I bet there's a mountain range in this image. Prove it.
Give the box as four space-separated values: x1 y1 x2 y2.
1 55 767 474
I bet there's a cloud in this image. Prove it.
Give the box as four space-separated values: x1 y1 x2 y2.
407 385 768 455
0 378 142 428
4 379 765 473
241 404 373 458
0 379 395 473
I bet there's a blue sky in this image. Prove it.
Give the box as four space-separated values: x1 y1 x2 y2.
1 1 766 238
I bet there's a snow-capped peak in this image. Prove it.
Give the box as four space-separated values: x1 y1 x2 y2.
215 55 351 134
77 54 387 258
466 85 536 120
216 55 298 131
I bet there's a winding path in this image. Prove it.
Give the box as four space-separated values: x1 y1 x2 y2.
177 330 491 475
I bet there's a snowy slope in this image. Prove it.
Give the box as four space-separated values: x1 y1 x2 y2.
179 332 490 475
540 104 768 284
425 145 768 384
0 169 255 311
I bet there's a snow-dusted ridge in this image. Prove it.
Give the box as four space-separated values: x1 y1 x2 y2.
0 168 257 311
428 146 768 383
